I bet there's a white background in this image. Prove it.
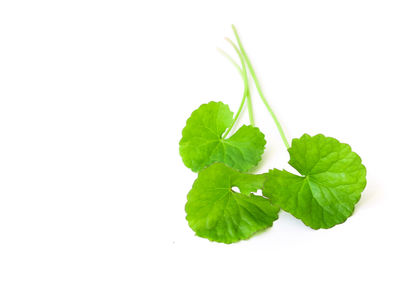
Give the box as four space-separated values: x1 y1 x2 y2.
1 1 399 284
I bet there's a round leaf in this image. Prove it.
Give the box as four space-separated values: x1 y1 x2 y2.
263 134 367 229
186 163 279 243
179 101 266 172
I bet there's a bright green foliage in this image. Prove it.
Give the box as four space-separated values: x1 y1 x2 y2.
180 27 368 243
263 134 367 229
179 101 266 172
186 163 279 243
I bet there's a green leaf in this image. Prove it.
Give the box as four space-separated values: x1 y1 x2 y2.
263 134 366 229
186 163 279 243
179 101 266 172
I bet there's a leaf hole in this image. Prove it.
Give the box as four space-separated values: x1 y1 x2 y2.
231 186 240 193
253 189 264 197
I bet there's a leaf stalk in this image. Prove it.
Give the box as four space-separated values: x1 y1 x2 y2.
231 25 290 149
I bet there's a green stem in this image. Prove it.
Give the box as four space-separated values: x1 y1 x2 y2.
232 25 290 149
218 48 248 139
217 48 242 75
222 89 247 139
225 38 255 127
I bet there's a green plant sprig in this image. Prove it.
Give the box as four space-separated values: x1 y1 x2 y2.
179 25 367 243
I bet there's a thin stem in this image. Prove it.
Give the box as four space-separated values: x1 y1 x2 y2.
217 48 242 75
218 48 248 138
222 89 247 139
225 38 255 127
232 25 290 149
